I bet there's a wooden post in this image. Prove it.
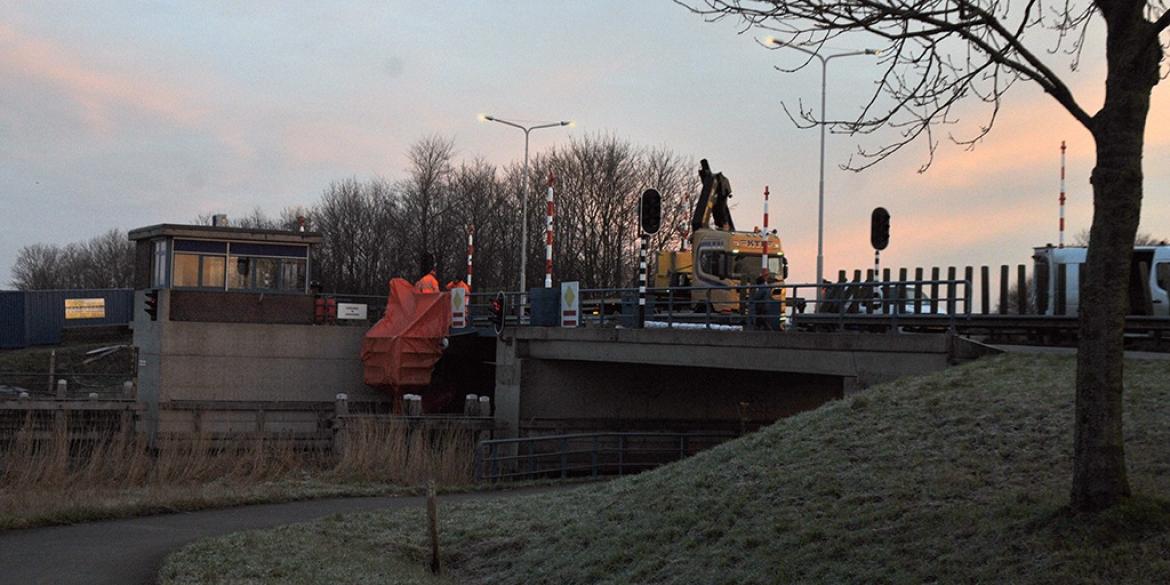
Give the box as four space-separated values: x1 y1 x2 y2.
333 393 349 457
1017 264 1028 315
964 266 974 315
999 265 1009 315
427 479 442 575
914 267 924 314
898 268 908 315
929 267 940 314
47 350 56 394
980 266 990 315
946 267 957 316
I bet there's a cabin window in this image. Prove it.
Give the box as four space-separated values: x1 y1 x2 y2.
699 251 728 279
1157 263 1169 291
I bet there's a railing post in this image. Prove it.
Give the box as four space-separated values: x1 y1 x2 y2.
618 435 625 476
528 439 536 477
490 442 499 481
591 435 599 478
560 437 568 479
473 443 482 482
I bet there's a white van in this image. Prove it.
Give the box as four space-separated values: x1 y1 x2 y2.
1032 244 1170 316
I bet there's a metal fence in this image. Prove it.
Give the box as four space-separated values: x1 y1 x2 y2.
474 431 737 482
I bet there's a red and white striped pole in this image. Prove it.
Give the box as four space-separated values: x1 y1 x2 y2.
545 171 555 288
761 185 770 277
1059 141 1066 248
466 224 474 290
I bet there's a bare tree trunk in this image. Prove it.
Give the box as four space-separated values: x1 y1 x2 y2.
1072 16 1159 511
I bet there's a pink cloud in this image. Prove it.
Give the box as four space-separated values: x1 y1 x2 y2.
0 23 252 157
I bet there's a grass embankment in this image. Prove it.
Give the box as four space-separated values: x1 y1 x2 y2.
162 354 1170 585
0 420 478 530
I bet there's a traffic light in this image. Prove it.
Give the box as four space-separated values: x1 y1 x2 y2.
870 207 890 251
490 292 505 336
144 289 159 321
640 189 662 235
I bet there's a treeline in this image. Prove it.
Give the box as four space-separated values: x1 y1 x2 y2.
9 229 135 290
11 134 699 294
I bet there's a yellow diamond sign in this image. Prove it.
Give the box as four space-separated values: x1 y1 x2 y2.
560 281 580 328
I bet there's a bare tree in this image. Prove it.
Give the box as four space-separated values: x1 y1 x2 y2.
1073 229 1167 246
401 135 457 282
683 0 1169 511
10 230 134 290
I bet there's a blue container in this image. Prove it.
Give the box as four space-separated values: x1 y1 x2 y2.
528 287 560 327
0 291 28 349
5 289 135 347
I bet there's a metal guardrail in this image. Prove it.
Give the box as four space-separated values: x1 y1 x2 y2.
462 278 972 332
474 431 737 482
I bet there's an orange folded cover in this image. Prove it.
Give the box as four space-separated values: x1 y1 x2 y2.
361 278 451 390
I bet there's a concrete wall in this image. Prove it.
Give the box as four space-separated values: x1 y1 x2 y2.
133 289 388 437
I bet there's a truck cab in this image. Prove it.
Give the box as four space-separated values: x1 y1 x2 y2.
691 229 787 312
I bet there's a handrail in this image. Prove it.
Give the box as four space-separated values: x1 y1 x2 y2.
474 431 736 481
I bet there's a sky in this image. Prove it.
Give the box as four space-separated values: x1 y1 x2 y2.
2 1 1168 289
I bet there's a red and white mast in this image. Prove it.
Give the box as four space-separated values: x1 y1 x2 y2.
466 224 474 289
545 171 555 288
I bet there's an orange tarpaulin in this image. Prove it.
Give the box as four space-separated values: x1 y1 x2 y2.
361 278 451 390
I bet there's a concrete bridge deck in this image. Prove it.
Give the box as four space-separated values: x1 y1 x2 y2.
493 327 995 437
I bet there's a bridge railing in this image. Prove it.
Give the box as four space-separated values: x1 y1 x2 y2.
316 277 975 332
473 431 737 482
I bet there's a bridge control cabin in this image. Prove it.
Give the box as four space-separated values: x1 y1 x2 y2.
130 223 321 321
127 222 394 443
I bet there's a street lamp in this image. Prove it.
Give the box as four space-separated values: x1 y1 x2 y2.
479 114 573 295
764 37 879 302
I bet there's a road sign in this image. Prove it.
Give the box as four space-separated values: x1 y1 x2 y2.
337 302 368 320
450 288 467 328
561 281 579 327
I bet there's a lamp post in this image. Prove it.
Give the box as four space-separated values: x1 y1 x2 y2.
764 38 879 302
479 114 573 296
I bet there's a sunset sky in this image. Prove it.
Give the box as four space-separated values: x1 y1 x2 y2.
3 2 1168 289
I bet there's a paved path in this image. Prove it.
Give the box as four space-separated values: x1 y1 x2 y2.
0 487 558 585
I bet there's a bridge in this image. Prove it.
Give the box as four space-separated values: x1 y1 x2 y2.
490 324 995 438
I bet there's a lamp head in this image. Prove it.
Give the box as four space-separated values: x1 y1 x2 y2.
865 49 882 56
477 113 494 122
562 120 575 127
763 36 780 47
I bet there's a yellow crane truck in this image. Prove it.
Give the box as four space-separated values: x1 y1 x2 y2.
654 159 788 313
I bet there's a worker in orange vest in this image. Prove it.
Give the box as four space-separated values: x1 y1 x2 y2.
445 280 471 293
414 254 440 293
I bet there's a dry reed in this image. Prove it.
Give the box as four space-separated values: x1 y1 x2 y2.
0 413 477 528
